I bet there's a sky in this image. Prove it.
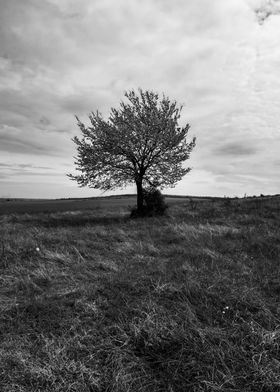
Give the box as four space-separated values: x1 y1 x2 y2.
0 0 280 198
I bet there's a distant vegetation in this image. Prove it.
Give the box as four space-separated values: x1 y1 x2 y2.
0 196 280 391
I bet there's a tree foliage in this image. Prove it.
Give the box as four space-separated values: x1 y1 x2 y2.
69 89 196 212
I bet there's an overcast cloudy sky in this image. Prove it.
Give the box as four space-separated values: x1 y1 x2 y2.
1 0 280 198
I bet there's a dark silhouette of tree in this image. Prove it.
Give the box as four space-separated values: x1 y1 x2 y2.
69 89 196 213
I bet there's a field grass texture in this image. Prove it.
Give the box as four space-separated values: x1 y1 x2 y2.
0 196 279 391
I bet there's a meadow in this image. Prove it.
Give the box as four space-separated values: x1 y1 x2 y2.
0 195 189 216
0 195 279 391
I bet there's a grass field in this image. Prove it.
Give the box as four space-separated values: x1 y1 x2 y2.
0 196 279 391
0 195 190 216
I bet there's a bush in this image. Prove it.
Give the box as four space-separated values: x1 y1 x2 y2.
223 197 232 207
130 187 168 218
144 187 168 215
189 198 198 210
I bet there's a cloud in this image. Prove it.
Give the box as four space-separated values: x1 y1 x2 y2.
247 0 280 24
214 142 259 156
0 160 65 187
0 125 65 155
0 163 52 170
0 0 279 197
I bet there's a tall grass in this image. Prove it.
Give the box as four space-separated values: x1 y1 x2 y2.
0 197 279 391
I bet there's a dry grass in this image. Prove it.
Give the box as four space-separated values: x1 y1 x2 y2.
0 196 280 391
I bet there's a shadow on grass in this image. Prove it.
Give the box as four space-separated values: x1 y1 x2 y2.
41 215 131 228
8 212 132 228
1 296 78 336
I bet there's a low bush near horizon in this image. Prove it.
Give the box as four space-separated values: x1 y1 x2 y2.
0 197 279 391
130 188 168 218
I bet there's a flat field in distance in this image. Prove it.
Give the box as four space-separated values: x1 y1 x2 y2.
0 195 190 215
0 195 280 391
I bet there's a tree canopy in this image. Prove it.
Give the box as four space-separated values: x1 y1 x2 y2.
69 89 196 212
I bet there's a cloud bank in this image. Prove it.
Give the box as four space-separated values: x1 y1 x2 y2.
0 0 280 197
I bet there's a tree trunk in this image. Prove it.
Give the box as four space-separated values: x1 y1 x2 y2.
136 180 144 213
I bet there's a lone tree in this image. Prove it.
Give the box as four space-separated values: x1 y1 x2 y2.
69 89 196 213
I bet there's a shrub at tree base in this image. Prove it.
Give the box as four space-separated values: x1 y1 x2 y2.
130 188 168 217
